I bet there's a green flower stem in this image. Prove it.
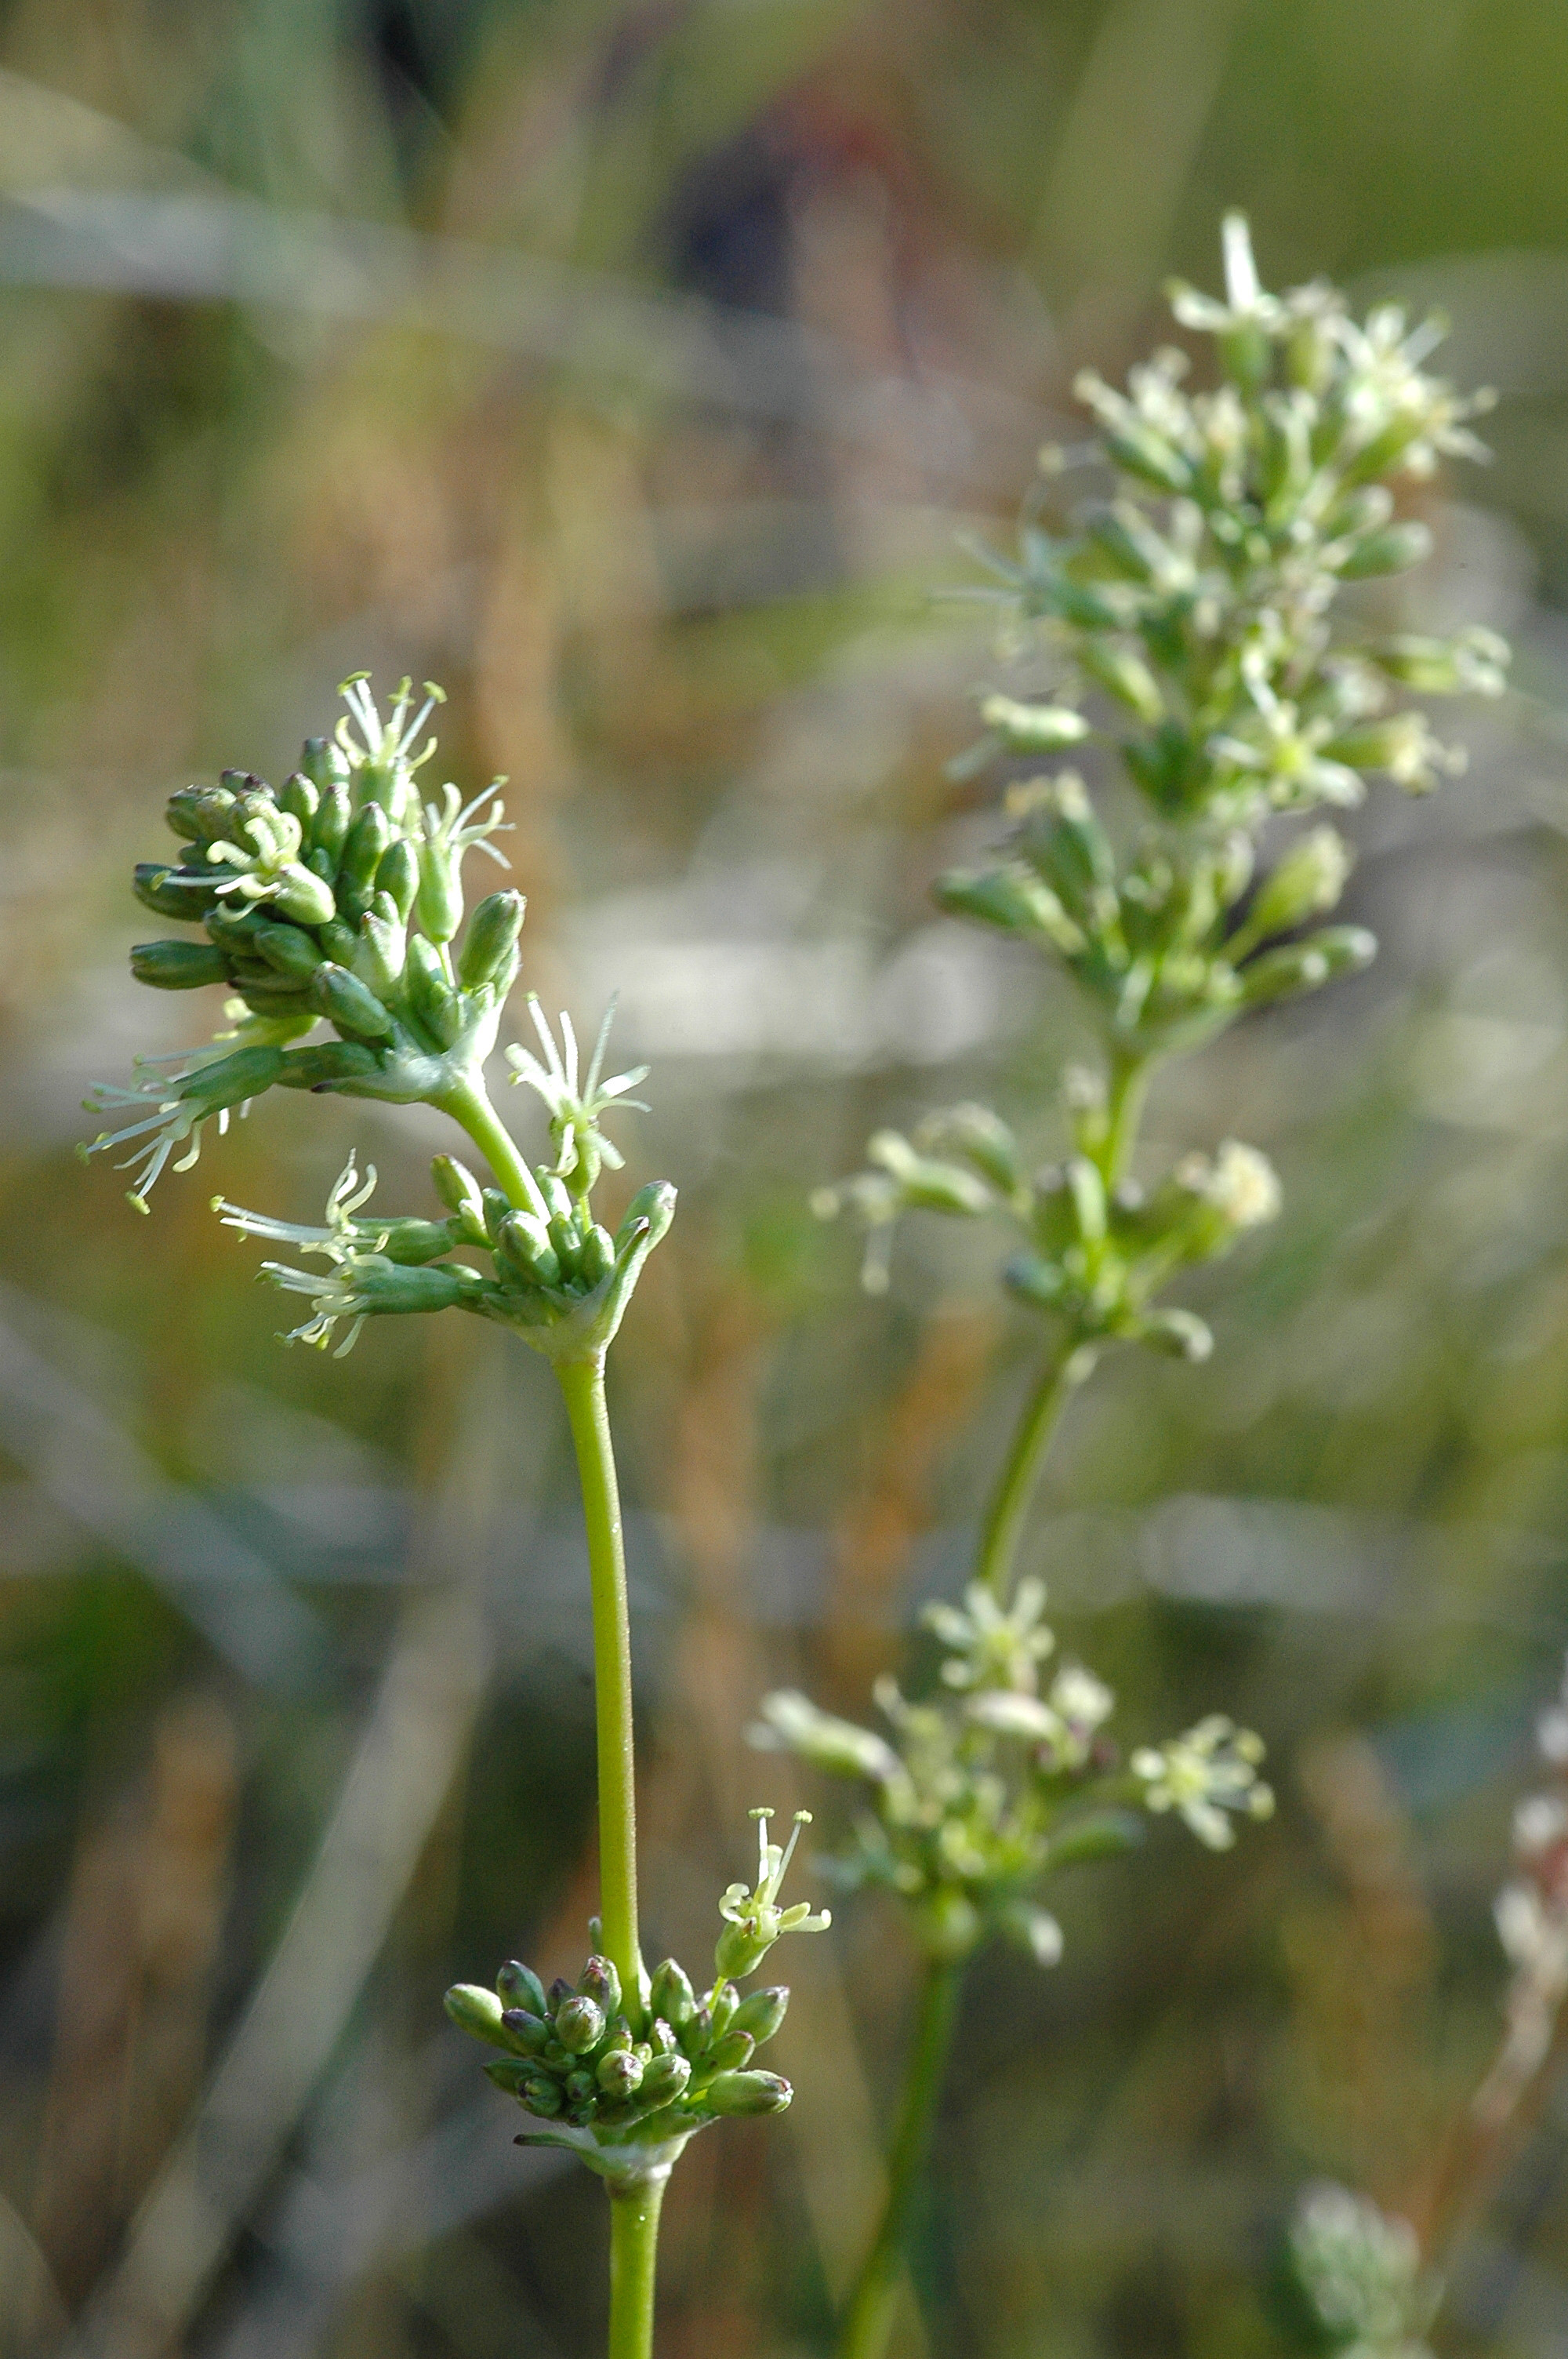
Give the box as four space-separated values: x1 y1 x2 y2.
441 1073 552 1221
1102 1048 1152 1188
557 1352 642 2008
972 1343 1085 1602
608 2175 667 2359
837 1961 964 2359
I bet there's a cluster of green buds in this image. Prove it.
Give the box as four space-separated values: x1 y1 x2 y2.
445 1811 828 2185
1283 2183 1437 2359
960 209 1507 831
211 989 670 1361
82 678 522 1208
818 1082 1279 1358
755 1579 1271 1966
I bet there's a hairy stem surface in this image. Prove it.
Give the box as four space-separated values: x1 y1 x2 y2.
837 1961 963 2359
608 2175 667 2359
557 1354 642 2003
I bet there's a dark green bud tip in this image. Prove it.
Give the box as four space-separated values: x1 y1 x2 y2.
130 940 230 990
708 2029 756 2072
496 1960 550 2019
482 2056 534 2094
554 1995 605 2055
705 2070 791 2117
597 2048 644 2100
445 1982 511 2048
637 2052 692 2107
499 2008 552 2056
731 1986 789 2045
648 1958 697 2028
579 1954 622 2019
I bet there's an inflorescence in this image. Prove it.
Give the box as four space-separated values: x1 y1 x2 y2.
445 1811 829 2185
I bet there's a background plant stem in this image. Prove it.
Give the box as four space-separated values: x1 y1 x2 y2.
837 1961 963 2359
839 1048 1157 2357
608 2174 666 2359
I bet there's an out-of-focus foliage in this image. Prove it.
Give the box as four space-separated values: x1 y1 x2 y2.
5 5 1568 2357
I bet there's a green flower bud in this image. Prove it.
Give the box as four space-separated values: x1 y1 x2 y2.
753 1690 903 1786
648 1958 697 2029
554 1995 605 2055
580 1954 622 2019
130 940 230 990
708 2029 756 2073
637 2052 692 2108
1242 827 1352 943
339 801 392 904
1083 503 1164 581
165 787 223 842
708 1982 739 2037
311 783 352 868
376 838 421 922
445 1982 513 2049
310 961 395 1040
521 2074 564 2118
496 1211 563 1290
597 2048 644 2100
1366 627 1510 698
1338 521 1433 579
405 935 463 1050
1013 772 1116 912
866 1131 992 1217
499 2008 552 2056
457 890 527 990
730 1987 788 2045
1240 925 1376 1006
277 1041 383 1089
318 916 358 966
133 862 222 920
354 901 406 1001
205 902 267 953
252 921 327 980
299 736 350 797
271 867 338 929
980 693 1091 752
278 773 320 830
416 841 464 945
1077 639 1165 723
933 864 1083 951
564 2067 596 2103
496 1960 550 2019
704 2070 791 2117
481 2057 534 2095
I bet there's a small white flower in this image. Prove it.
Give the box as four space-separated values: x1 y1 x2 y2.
924 1576 1055 1694
1134 1715 1273 1849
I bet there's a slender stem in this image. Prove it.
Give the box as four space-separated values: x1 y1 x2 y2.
837 1961 963 2359
557 1353 641 2005
608 2175 667 2359
440 1071 551 1221
1102 1048 1151 1189
972 1344 1084 1601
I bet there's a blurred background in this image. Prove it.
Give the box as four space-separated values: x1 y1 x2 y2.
2 3 1568 2355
